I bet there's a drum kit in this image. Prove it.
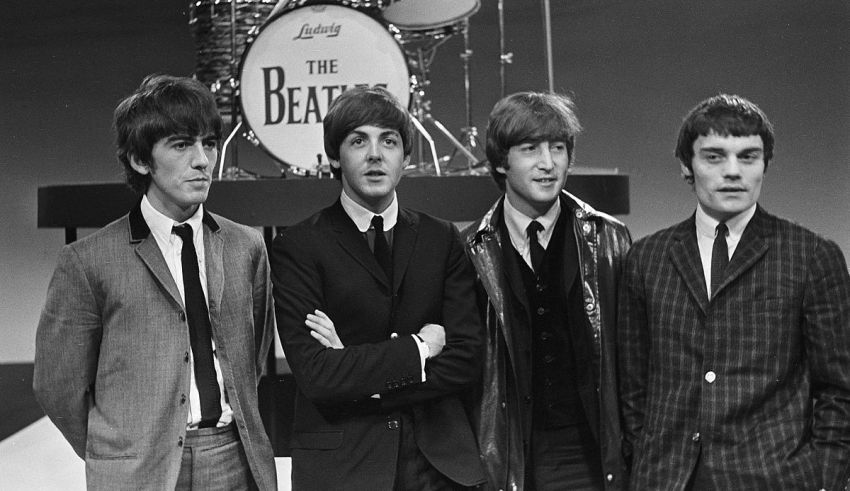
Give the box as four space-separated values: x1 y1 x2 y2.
188 0 486 179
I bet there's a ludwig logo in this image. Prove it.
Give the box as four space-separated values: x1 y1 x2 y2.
293 23 341 40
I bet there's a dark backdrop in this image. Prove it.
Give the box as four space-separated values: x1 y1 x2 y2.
1 0 848 363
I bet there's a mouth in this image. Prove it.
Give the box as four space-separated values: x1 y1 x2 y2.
533 176 557 185
364 169 387 178
717 187 746 193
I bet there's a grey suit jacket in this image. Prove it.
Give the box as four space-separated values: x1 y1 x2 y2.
34 203 277 490
618 206 850 490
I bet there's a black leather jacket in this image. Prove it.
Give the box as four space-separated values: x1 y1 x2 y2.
463 192 631 491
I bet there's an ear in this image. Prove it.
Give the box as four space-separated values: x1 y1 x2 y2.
329 159 341 171
129 155 151 175
679 163 693 179
495 165 507 175
403 154 411 167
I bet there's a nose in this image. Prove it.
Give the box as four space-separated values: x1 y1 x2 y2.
191 141 213 169
722 156 742 178
537 146 555 170
366 138 381 161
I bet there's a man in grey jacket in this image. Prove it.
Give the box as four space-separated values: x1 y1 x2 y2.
33 75 276 490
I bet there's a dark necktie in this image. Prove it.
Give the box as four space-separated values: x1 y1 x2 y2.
172 224 222 428
371 215 392 279
527 220 545 274
710 222 729 297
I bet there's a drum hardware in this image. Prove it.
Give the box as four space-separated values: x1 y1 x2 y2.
541 0 555 92
497 0 513 98
194 0 483 179
399 16 484 176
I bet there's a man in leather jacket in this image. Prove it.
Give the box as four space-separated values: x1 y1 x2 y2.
463 92 631 490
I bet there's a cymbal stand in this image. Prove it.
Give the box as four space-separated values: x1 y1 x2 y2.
498 0 513 98
442 20 483 172
399 27 478 175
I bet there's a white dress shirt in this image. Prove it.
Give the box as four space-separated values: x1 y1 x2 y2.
695 203 757 298
503 194 562 270
140 195 233 428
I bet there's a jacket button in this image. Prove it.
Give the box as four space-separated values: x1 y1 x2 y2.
582 223 592 234
536 307 547 316
387 419 399 430
177 436 184 447
390 332 399 339
691 432 701 442
179 311 186 322
184 352 190 363
180 394 187 405
524 396 532 404
704 371 716 383
606 473 614 482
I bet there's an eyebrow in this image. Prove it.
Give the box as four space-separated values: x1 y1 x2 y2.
346 129 400 139
164 133 218 143
698 146 763 154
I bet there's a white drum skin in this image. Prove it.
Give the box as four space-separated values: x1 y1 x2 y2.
239 5 410 172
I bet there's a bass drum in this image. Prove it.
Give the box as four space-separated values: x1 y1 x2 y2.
239 4 410 173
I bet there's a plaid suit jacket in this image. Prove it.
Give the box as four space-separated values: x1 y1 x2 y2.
618 206 850 490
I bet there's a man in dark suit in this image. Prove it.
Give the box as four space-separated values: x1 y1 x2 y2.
33 75 277 490
270 86 485 490
618 94 850 489
464 92 631 490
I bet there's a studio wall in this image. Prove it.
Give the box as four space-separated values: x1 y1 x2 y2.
1 0 848 362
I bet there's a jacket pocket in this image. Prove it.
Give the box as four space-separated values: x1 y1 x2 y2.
291 430 344 450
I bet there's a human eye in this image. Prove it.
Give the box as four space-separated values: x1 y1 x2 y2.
203 138 219 149
739 151 761 163
383 136 399 147
550 142 567 153
703 152 723 163
519 143 537 152
172 140 189 150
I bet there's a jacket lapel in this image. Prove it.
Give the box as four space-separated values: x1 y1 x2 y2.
391 209 418 293
129 202 183 309
714 206 769 297
202 210 224 319
327 201 390 288
668 216 710 314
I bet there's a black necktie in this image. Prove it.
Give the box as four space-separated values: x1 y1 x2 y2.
371 215 392 279
172 224 221 428
710 222 729 297
527 220 545 274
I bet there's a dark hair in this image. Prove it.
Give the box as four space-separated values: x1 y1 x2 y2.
675 94 774 175
323 85 412 179
485 92 582 190
113 74 222 193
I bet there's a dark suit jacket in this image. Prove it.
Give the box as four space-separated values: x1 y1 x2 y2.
33 203 277 490
618 206 850 490
271 200 485 490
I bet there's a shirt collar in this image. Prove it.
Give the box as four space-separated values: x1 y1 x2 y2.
140 194 204 241
503 195 561 248
695 202 756 240
340 190 399 233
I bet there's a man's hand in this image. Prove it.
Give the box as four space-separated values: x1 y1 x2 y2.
306 309 344 349
417 323 445 358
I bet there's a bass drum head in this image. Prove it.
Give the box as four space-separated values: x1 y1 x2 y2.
239 4 410 172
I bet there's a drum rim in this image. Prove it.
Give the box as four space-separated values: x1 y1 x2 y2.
237 3 411 171
382 0 480 31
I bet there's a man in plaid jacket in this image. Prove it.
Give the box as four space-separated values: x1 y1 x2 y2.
618 94 850 490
